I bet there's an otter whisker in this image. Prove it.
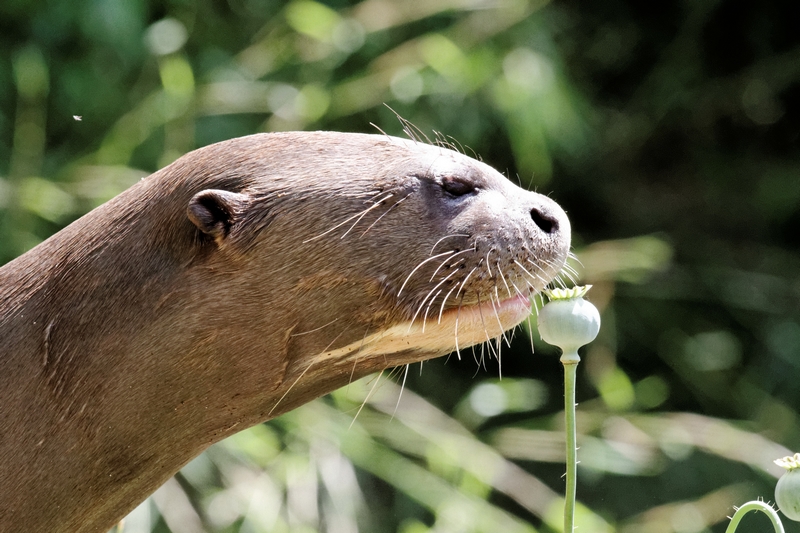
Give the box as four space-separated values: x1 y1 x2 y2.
560 268 579 286
535 291 547 311
359 192 412 237
349 369 385 429
269 327 349 415
472 336 486 370
395 114 432 145
566 270 580 285
495 333 503 379
456 139 480 161
485 251 493 278
527 313 535 354
409 267 461 332
541 263 568 289
430 234 470 255
429 251 458 282
510 320 521 343
507 277 527 301
290 318 339 337
524 256 556 280
433 130 452 151
446 135 468 157
536 257 571 288
562 260 581 278
438 283 460 324
429 253 468 282
536 255 563 273
268 361 314 416
529 257 566 289
514 259 550 287
382 105 419 143
490 286 512 348
455 266 479 300
391 364 410 421
348 328 373 387
475 293 499 364
473 342 485 372
563 260 581 284
453 303 462 361
340 193 395 239
405 123 431 145
369 122 390 139
515 274 536 294
483 333 498 367
496 263 513 299
398 250 455 297
302 193 392 243
420 289 443 332
385 365 406 384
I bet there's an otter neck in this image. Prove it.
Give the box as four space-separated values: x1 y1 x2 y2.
0 198 390 532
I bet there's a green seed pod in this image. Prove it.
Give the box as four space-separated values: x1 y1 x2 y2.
775 453 800 521
538 286 601 358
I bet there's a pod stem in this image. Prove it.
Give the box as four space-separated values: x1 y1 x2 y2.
724 501 785 533
561 350 580 533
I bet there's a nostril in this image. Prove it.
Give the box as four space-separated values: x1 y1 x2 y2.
530 207 557 234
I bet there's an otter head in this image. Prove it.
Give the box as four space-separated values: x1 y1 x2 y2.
182 132 570 411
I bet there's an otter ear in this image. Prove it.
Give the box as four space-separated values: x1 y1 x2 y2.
187 189 249 241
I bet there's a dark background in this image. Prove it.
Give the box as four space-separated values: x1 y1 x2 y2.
2 0 799 531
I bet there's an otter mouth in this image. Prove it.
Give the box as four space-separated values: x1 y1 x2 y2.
314 291 537 365
438 292 534 337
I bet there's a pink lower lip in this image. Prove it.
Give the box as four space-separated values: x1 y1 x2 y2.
483 293 532 312
498 293 532 311
494 293 534 319
448 292 533 329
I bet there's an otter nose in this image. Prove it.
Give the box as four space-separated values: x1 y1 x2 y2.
530 206 559 234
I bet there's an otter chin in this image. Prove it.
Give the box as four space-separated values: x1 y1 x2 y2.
320 293 539 365
0 131 570 532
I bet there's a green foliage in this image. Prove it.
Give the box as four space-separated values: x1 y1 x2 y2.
2 1 800 532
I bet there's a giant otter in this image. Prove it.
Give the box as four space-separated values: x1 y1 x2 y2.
0 131 570 531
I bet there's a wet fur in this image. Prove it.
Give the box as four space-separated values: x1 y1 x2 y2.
0 131 570 531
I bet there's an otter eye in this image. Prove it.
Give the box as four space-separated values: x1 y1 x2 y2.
441 177 475 197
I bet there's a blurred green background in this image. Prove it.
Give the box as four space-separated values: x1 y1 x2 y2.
2 0 800 531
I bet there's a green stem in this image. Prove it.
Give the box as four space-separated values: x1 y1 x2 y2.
725 501 785 533
561 350 580 533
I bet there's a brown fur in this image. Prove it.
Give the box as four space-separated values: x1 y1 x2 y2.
0 131 570 531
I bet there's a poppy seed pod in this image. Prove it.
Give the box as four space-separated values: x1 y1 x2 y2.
538 286 601 356
775 453 800 521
